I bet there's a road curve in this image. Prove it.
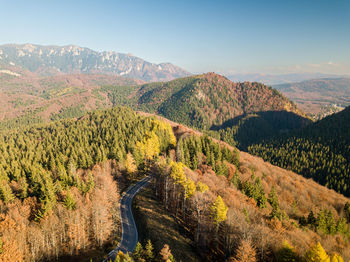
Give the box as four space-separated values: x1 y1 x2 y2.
104 176 152 262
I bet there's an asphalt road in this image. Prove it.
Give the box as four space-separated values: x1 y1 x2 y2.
103 176 152 262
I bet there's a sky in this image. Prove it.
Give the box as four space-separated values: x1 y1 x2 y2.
0 0 349 75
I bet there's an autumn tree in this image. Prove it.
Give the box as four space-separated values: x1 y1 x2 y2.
276 241 300 262
210 196 228 225
305 242 330 262
232 238 256 262
330 253 344 262
159 244 175 262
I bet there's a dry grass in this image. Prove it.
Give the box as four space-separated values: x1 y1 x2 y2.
133 185 201 262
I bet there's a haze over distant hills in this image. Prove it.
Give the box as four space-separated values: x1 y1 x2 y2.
273 78 350 117
226 72 349 85
0 44 190 82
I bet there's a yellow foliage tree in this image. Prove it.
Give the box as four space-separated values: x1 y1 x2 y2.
184 178 196 199
152 119 176 148
196 181 209 193
136 131 160 160
305 242 330 262
210 195 228 225
170 162 186 185
124 152 137 174
330 253 344 262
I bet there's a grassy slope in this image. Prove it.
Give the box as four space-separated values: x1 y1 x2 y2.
133 186 201 262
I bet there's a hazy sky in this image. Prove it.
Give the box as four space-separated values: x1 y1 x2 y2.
0 0 349 75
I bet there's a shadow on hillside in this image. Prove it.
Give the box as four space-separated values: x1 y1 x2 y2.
210 110 312 150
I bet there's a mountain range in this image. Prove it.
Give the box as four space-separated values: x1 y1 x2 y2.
0 44 190 81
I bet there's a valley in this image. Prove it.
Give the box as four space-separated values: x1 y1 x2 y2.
273 78 350 119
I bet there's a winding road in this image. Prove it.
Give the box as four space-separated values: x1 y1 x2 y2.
103 176 152 262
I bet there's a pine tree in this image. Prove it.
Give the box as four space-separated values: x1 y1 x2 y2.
336 217 347 234
145 239 154 261
307 211 317 228
0 182 15 203
133 242 143 261
268 186 282 220
344 202 350 223
63 190 77 210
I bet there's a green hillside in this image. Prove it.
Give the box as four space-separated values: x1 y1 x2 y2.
131 72 307 129
249 106 350 196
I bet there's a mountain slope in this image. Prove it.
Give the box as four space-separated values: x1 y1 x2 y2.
133 72 308 129
273 78 350 117
122 73 311 149
0 44 190 81
151 117 350 261
249 106 350 196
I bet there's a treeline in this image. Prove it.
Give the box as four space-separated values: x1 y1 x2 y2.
249 106 350 196
111 240 176 262
0 106 176 261
176 135 239 175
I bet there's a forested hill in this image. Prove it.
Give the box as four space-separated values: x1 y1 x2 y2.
0 106 176 261
249 106 350 196
0 105 350 261
133 72 307 129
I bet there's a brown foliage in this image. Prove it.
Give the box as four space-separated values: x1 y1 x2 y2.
231 239 256 262
0 161 121 261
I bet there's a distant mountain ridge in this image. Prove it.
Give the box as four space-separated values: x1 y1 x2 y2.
0 43 190 81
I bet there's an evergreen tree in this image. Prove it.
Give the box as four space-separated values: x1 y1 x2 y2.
133 242 143 261
268 186 282 220
63 190 76 210
144 240 154 261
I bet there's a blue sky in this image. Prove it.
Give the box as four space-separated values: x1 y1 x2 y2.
0 0 349 75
